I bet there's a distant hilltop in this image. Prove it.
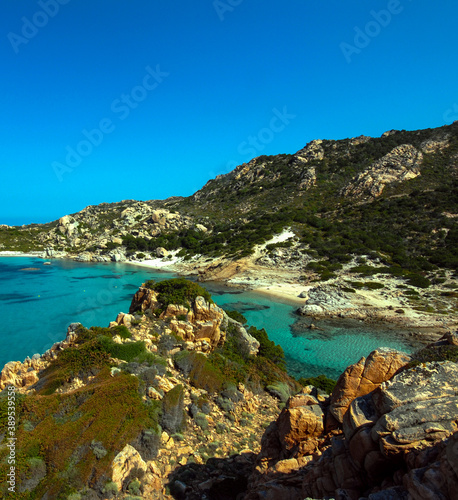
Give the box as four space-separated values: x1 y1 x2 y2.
1 121 457 332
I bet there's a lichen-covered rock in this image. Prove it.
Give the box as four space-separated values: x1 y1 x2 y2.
369 362 458 457
329 348 410 423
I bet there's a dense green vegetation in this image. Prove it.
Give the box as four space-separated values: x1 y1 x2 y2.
408 344 458 366
169 122 458 270
144 277 213 308
2 123 457 278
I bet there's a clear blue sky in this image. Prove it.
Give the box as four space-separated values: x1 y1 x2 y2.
1 0 457 225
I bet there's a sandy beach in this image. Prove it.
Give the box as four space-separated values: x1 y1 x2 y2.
0 251 44 257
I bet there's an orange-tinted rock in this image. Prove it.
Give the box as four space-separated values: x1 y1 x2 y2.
112 444 147 489
329 348 410 423
277 404 324 454
129 286 160 313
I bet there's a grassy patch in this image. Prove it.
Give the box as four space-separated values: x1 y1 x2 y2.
0 371 160 498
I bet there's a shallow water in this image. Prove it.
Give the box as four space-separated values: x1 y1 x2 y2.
0 257 175 368
0 257 421 379
204 283 422 380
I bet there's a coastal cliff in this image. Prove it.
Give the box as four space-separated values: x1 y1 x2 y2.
1 279 457 499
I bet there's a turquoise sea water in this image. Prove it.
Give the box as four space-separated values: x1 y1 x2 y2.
0 257 422 380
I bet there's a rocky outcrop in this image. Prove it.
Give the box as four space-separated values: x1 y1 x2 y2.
0 323 83 390
129 285 227 349
226 317 260 356
300 361 458 499
342 144 423 199
294 139 325 163
247 337 458 500
297 284 354 317
251 387 326 479
329 347 411 423
111 444 147 490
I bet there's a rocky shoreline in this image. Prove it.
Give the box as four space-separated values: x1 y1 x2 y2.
2 249 457 345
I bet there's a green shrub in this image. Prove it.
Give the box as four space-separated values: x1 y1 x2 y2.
266 382 291 403
408 345 458 366
111 324 131 339
362 281 384 290
150 278 213 308
133 350 167 370
52 339 111 379
224 310 248 324
247 326 286 370
67 494 81 500
128 479 142 496
194 412 208 430
188 353 225 393
90 440 107 459
406 274 431 288
173 350 193 375
97 337 148 362
298 374 336 394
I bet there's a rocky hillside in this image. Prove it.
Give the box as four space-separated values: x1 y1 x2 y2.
1 279 457 499
1 122 457 274
0 279 297 499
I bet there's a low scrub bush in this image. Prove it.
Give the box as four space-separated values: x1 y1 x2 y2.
149 278 213 308
408 345 458 366
194 412 208 430
247 326 286 370
298 374 336 394
406 274 431 288
266 382 292 403
225 309 248 324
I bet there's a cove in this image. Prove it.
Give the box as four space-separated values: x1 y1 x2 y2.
0 257 421 380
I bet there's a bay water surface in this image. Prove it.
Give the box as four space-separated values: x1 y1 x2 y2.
0 257 421 380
